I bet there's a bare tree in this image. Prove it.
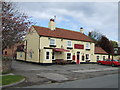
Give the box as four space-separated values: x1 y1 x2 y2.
2 1 32 52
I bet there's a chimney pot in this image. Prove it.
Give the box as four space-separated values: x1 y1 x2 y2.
50 19 54 22
80 27 83 29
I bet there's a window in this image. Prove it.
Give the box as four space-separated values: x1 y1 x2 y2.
67 53 72 60
82 55 84 61
5 51 7 55
52 52 55 60
103 56 105 60
20 52 22 57
67 40 72 47
46 51 50 60
86 54 89 60
86 43 90 49
29 52 32 58
50 39 55 45
97 56 99 61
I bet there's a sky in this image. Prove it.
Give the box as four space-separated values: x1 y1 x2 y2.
16 2 118 41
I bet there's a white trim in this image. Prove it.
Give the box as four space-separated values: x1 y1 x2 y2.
52 52 55 60
96 56 99 61
85 54 90 60
66 52 72 60
45 51 50 60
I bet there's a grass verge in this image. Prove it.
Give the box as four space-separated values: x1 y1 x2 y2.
0 75 25 86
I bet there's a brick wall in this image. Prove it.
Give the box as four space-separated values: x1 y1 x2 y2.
2 59 12 73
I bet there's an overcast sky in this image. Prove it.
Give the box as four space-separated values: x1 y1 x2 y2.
16 2 118 41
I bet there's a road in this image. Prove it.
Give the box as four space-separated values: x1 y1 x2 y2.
25 74 118 88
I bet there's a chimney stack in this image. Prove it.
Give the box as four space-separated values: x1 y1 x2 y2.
48 18 56 30
80 27 84 34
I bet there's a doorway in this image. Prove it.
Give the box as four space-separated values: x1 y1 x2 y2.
76 52 80 64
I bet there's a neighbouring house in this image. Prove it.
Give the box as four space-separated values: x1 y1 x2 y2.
16 18 108 64
94 46 108 61
3 42 24 58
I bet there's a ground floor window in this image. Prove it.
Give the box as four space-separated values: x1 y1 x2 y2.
103 56 105 60
97 56 99 61
46 51 50 60
20 52 22 57
86 54 89 60
82 55 84 61
29 52 32 58
67 53 72 60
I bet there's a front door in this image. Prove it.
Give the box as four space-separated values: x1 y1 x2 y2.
76 52 80 64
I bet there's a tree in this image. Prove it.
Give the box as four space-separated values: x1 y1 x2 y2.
110 40 118 47
2 1 32 52
99 36 114 58
88 31 103 46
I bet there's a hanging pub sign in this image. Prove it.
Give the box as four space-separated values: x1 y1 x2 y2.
74 44 84 49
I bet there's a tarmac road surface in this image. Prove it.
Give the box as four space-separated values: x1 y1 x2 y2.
25 74 118 88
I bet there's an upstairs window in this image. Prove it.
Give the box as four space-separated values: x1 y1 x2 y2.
86 43 90 50
67 40 72 47
50 39 55 45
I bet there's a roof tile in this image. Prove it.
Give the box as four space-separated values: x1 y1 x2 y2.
95 46 108 54
32 25 93 42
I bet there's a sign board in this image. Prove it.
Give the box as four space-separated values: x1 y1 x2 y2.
74 44 84 49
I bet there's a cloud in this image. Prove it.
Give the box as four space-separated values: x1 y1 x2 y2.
16 2 118 41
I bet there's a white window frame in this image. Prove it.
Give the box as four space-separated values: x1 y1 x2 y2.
103 56 105 60
50 39 56 45
66 52 72 60
67 40 72 47
97 56 99 61
86 43 90 49
52 52 55 60
86 54 90 60
45 51 50 60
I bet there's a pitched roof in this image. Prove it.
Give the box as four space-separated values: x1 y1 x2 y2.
95 46 108 54
32 25 93 42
